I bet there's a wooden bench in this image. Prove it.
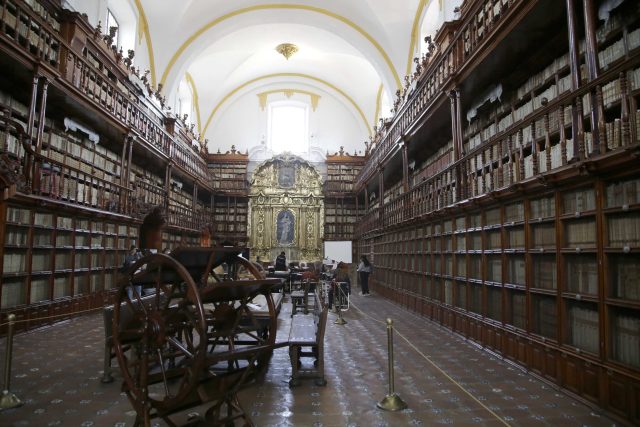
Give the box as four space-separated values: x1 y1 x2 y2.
288 292 328 387
290 280 317 317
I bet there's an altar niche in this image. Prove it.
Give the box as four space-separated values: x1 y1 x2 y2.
248 153 324 263
277 210 295 245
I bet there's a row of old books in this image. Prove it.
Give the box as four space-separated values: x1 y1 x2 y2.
607 213 640 247
532 255 557 289
564 218 597 247
605 177 640 208
531 223 556 249
563 187 596 213
611 311 640 368
568 304 599 353
565 255 598 294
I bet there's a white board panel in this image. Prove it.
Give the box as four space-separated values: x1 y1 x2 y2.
323 241 352 264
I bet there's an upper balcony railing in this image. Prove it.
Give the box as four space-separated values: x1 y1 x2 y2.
355 0 522 190
355 54 640 236
0 0 213 186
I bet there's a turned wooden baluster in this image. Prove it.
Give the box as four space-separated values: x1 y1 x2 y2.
619 71 631 147
487 148 494 191
576 96 586 160
530 121 538 176
544 105 552 172
595 85 607 153
560 105 568 165
506 134 514 187
496 138 503 189
517 129 525 182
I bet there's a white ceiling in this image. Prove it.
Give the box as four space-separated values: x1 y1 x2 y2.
68 0 461 154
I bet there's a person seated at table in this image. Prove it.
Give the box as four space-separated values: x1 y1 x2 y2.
274 251 287 271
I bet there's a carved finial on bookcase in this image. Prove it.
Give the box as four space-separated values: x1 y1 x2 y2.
94 21 102 39
413 57 423 79
116 46 123 63
125 49 135 68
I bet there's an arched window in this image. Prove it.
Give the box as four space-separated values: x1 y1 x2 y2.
268 101 309 154
106 9 120 45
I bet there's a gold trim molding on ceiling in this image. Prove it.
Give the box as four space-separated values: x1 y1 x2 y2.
185 72 202 134
202 73 371 137
257 89 321 111
159 4 401 91
133 0 157 87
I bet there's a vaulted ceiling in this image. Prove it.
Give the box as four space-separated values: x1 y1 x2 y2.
73 0 459 155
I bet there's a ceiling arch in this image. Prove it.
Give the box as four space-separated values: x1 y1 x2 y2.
157 4 402 98
202 73 372 138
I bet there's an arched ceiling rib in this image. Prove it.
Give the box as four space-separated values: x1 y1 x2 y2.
129 0 433 154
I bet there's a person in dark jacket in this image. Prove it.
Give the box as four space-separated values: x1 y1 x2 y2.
357 255 372 295
274 251 287 271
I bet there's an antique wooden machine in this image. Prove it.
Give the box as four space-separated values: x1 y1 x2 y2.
112 247 284 426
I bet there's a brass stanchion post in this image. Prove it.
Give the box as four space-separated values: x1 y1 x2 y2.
377 318 407 411
1 314 23 410
334 284 347 325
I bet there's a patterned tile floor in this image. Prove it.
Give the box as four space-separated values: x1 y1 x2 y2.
0 292 623 426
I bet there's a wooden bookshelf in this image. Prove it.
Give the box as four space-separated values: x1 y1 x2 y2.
354 1 640 423
0 0 217 333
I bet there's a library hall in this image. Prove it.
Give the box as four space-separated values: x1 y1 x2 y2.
0 0 638 426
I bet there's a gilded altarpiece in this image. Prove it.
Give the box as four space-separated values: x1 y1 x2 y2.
248 154 324 262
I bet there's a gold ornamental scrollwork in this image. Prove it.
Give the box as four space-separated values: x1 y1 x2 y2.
248 154 323 261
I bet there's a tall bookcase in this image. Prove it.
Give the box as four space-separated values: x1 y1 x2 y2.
0 0 214 333
354 0 640 423
2 204 138 309
324 153 365 241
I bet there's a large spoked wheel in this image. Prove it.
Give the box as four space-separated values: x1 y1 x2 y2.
112 253 207 415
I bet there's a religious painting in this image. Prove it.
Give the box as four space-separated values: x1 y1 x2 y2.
278 165 295 187
276 210 295 245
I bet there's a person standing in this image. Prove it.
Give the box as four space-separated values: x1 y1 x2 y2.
357 255 372 295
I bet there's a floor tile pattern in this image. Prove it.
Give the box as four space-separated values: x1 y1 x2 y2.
0 292 622 426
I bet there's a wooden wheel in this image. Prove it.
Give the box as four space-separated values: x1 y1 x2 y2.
112 253 207 416
201 279 279 368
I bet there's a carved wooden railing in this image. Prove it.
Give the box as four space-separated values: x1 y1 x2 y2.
61 48 172 153
131 179 165 217
324 180 354 193
0 0 216 188
167 203 208 230
356 56 640 236
170 140 208 179
355 0 522 190
0 0 60 67
211 178 248 192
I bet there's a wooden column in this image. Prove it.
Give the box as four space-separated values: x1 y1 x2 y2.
401 138 409 193
32 78 49 194
364 187 369 211
193 181 199 230
35 79 48 154
165 163 172 218
23 75 40 188
565 0 584 161
378 167 384 228
449 89 462 201
123 134 135 215
582 0 602 154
